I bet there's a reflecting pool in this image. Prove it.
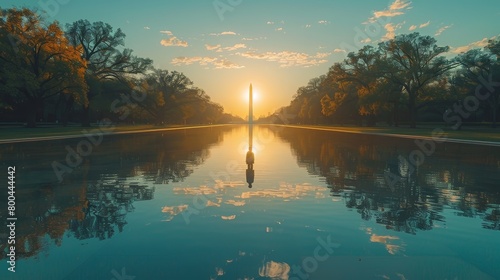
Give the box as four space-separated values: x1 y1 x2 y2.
1 125 499 279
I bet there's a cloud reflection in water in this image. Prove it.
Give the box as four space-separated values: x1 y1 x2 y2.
258 261 290 280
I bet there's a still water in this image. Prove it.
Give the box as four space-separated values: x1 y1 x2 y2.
1 125 499 279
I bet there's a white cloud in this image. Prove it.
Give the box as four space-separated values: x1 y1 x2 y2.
360 38 372 43
143 26 150 30
238 50 329 67
389 0 412 10
205 44 221 51
212 60 244 69
408 21 430 32
419 21 430 28
315 52 332 58
160 30 173 36
373 10 405 18
267 21 275 25
171 56 244 69
381 22 405 40
305 24 312 28
382 22 405 40
367 0 412 23
333 48 347 53
159 31 188 47
318 20 329 25
383 23 397 40
435 25 452 36
224 43 247 51
205 43 247 52
210 31 237 36
275 27 283 31
242 37 266 41
452 37 492 54
160 37 188 47
172 56 216 66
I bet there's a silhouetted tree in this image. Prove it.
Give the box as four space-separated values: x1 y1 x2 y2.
455 42 500 127
378 33 456 128
65 19 152 126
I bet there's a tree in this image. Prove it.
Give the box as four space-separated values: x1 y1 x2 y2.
131 69 224 125
319 63 361 125
338 46 388 125
456 46 500 127
485 39 500 127
65 19 152 126
288 76 327 124
378 33 456 128
0 8 87 127
487 39 500 60
135 69 195 124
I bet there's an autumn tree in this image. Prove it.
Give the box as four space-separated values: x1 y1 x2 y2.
319 63 361 125
340 46 382 115
129 69 224 124
178 87 211 124
65 19 152 126
288 76 327 124
132 69 195 124
0 8 87 127
378 32 456 128
202 101 224 124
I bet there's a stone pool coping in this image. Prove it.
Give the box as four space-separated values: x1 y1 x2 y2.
273 124 500 147
0 124 231 144
1 124 499 147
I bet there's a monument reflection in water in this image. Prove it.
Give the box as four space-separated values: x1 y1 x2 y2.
246 124 255 188
246 83 255 188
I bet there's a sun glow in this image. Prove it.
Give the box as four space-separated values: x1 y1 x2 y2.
237 83 268 118
239 142 261 155
243 87 260 103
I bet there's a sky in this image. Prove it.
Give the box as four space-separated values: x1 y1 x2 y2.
3 0 500 118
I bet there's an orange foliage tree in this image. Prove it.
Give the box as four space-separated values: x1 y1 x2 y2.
0 8 87 127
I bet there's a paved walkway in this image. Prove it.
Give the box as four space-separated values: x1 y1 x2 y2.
0 124 230 144
276 125 500 147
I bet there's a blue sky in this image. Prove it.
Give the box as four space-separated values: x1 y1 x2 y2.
3 0 500 117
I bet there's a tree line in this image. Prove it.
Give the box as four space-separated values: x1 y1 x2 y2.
273 32 500 128
0 7 242 127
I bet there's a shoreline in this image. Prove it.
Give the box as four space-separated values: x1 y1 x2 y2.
271 124 500 147
1 124 499 147
0 124 233 144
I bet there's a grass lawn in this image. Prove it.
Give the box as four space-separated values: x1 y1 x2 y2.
0 124 190 141
281 124 500 144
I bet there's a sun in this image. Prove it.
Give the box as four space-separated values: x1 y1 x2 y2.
243 87 260 103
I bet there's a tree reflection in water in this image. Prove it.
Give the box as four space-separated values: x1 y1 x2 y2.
276 127 500 234
0 126 232 260
69 182 154 241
